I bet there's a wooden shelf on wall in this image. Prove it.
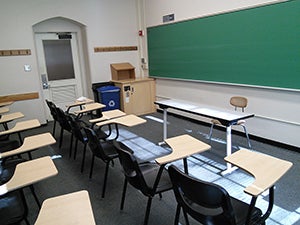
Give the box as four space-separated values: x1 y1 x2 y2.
0 92 39 103
94 46 138 53
0 49 31 57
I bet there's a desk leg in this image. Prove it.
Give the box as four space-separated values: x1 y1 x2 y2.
158 109 168 146
221 126 237 175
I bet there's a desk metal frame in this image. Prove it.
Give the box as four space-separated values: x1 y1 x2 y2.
155 99 254 174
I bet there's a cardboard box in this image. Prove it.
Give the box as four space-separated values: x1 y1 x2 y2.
110 63 135 80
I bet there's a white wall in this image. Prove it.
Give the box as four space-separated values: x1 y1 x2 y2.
0 0 140 124
143 0 300 147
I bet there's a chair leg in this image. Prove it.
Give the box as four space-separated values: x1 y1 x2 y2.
241 125 252 149
59 128 64 148
183 210 190 225
89 155 95 179
80 143 87 173
69 134 74 158
174 204 181 225
74 139 78 160
29 185 41 208
120 179 128 210
143 197 153 225
52 120 56 137
101 162 110 198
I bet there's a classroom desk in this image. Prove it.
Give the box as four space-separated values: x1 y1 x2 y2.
74 102 105 117
89 109 126 124
0 107 9 114
156 134 211 174
0 132 56 159
0 101 14 107
0 156 58 195
66 98 94 113
0 112 24 130
0 119 41 144
96 114 146 139
225 149 293 224
155 99 254 174
35 190 96 225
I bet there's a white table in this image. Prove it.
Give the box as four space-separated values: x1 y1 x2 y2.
155 99 254 174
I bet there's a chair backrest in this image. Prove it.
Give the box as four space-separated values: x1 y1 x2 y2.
55 107 72 131
168 165 237 225
84 127 111 161
45 99 58 120
113 140 152 196
230 96 248 112
66 115 87 143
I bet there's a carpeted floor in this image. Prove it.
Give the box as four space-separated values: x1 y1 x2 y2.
4 112 300 225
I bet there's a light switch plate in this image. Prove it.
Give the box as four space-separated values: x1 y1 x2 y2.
24 64 31 72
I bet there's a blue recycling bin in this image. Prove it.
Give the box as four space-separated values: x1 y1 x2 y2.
97 86 120 111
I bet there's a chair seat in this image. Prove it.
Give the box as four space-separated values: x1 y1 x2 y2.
0 190 27 225
140 163 172 194
231 197 262 225
101 141 119 159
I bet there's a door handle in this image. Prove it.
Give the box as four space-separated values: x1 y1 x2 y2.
41 74 49 89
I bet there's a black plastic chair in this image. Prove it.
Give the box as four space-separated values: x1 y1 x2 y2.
45 100 59 137
55 107 73 149
113 140 173 225
168 165 263 225
66 115 89 172
0 158 31 225
83 127 119 198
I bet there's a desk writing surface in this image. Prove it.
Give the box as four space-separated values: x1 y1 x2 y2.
225 149 293 196
0 156 58 195
0 133 56 159
0 107 9 114
96 114 146 127
0 101 14 107
0 119 40 136
89 109 126 123
66 98 94 111
0 112 24 123
35 190 96 225
75 102 105 114
155 134 211 165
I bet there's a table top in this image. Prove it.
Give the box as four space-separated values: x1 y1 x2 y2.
0 107 9 114
155 99 254 126
96 114 146 127
0 112 24 124
0 132 56 159
66 98 94 112
74 102 105 115
0 119 41 136
0 156 58 195
155 134 211 165
0 101 14 107
34 190 96 225
225 149 293 196
89 109 126 123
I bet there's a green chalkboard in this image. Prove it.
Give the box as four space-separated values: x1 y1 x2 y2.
147 0 300 90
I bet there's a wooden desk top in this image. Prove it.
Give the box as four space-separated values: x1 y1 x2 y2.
0 156 58 195
0 112 24 124
89 109 126 123
155 134 211 165
35 190 96 225
225 149 293 196
66 98 94 111
0 132 56 159
0 119 41 136
74 102 105 115
96 114 146 127
0 107 9 114
0 101 14 107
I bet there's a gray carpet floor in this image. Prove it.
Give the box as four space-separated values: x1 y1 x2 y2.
6 112 300 225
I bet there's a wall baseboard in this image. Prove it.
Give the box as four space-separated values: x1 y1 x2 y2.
156 109 300 153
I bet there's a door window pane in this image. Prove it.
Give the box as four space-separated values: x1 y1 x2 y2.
43 40 75 81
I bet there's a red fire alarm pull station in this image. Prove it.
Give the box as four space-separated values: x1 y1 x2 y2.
138 30 144 36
